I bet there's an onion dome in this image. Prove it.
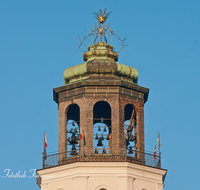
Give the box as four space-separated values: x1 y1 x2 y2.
64 41 138 84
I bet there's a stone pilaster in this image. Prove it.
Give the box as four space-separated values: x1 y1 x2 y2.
58 101 71 153
135 102 145 153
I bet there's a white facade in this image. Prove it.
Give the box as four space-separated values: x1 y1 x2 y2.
37 162 167 190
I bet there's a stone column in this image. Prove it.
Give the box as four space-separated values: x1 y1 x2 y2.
136 102 144 153
58 101 71 159
119 98 127 156
110 97 120 155
135 102 145 163
81 97 94 155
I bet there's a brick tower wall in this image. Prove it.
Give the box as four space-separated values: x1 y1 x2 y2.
58 96 145 156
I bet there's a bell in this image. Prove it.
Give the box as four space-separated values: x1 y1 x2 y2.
70 146 77 155
102 148 106 154
72 121 75 126
101 134 104 140
98 126 101 131
103 126 106 132
75 138 78 144
70 129 73 133
106 134 109 140
128 147 133 154
94 149 98 154
97 139 103 146
74 128 78 133
72 146 76 150
95 133 98 140
71 147 78 155
71 151 78 155
71 135 75 142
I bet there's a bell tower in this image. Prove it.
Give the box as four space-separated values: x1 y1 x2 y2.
37 9 167 190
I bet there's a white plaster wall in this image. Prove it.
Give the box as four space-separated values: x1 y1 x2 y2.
37 162 166 190
134 179 156 190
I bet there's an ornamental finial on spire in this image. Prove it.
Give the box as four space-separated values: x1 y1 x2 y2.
78 9 126 56
94 8 111 24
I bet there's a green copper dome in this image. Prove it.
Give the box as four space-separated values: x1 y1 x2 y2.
64 42 138 84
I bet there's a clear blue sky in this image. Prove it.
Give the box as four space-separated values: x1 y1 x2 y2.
0 0 200 189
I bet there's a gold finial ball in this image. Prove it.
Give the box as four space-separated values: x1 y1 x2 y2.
98 16 106 23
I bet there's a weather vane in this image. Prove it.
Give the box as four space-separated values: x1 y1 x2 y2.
78 9 126 55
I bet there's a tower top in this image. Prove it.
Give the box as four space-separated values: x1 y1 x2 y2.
38 9 166 190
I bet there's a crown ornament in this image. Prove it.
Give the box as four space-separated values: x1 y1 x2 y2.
78 9 126 56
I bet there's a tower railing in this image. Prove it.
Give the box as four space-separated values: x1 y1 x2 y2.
43 148 161 169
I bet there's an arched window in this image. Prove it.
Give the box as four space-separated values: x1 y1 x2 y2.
124 104 136 155
95 184 112 190
93 101 111 154
67 104 80 123
66 104 80 156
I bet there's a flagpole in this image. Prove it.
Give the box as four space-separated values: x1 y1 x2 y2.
158 132 161 167
158 132 160 156
159 132 161 156
44 132 45 156
154 145 156 166
43 132 45 168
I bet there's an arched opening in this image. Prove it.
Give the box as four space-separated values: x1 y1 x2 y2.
95 184 112 190
93 101 111 154
124 104 136 156
66 104 80 156
67 104 80 124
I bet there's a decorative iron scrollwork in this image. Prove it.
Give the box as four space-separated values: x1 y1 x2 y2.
78 9 127 56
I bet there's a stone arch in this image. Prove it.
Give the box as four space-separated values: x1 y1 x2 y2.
93 101 111 153
93 101 111 126
124 104 137 152
124 103 136 122
94 184 113 190
66 103 80 125
66 103 80 154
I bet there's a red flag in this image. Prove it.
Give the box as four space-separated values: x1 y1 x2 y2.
154 145 156 161
44 132 48 149
80 132 86 146
157 132 161 148
80 133 83 140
